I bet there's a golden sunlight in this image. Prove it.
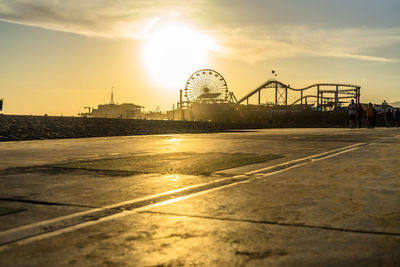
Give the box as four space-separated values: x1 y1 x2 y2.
142 21 216 89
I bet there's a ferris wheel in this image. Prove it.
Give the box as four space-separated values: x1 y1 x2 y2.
184 69 229 102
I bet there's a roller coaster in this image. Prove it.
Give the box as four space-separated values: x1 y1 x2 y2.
236 80 361 110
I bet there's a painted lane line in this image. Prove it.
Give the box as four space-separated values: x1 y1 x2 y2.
0 177 253 246
245 143 366 175
0 142 367 250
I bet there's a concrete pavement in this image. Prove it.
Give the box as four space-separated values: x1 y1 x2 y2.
0 128 399 266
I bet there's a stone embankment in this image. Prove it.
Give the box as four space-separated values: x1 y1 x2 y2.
0 115 268 141
0 112 385 141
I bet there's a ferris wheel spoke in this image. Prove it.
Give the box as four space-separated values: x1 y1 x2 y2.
199 72 206 87
193 75 203 88
190 77 201 90
187 91 200 97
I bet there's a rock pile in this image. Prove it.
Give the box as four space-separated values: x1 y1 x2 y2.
0 115 267 141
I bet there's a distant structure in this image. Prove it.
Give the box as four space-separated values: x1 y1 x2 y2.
169 69 237 121
79 90 144 119
183 69 237 104
169 69 361 121
236 80 361 111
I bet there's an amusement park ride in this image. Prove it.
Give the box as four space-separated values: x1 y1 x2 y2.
183 69 237 104
178 69 361 112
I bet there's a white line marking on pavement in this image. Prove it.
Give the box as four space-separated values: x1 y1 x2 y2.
0 142 367 251
245 142 364 175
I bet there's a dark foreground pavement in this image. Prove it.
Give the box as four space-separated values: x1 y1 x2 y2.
0 128 399 266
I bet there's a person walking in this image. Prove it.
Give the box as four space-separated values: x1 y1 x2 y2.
372 104 377 128
395 108 400 128
356 104 365 128
365 103 375 129
385 110 389 127
348 99 357 129
388 110 395 127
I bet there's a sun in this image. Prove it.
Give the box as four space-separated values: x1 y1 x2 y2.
142 21 216 89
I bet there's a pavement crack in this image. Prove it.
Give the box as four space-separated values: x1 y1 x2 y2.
235 249 287 259
154 233 199 240
0 198 97 209
142 211 400 237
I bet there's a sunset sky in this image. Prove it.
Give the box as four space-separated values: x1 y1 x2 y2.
1 0 399 115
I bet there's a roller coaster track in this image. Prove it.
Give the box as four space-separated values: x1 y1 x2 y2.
236 80 361 108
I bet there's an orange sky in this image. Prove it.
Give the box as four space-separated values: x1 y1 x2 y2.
1 0 399 115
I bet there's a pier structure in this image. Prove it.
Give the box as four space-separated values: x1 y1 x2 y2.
179 69 361 111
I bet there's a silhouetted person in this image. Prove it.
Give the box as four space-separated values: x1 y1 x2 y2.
387 110 395 127
385 110 390 127
372 105 377 128
348 99 357 128
395 108 400 128
365 103 375 129
356 104 364 128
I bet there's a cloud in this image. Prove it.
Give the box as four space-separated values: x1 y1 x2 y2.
1 0 399 63
0 0 212 38
211 26 400 63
